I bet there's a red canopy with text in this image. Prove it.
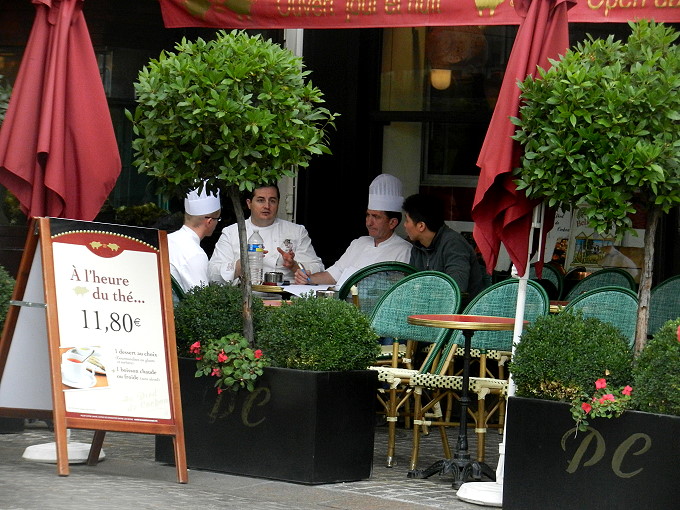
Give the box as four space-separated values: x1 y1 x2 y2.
159 0 680 29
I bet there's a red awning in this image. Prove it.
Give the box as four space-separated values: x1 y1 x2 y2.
159 0 680 29
0 0 121 221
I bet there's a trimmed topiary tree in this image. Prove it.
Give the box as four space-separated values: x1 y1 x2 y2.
126 30 337 345
632 318 680 416
511 312 633 401
257 295 380 371
512 20 680 354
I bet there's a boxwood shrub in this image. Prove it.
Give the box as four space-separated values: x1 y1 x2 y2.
173 283 266 356
257 295 379 371
632 318 680 416
511 311 633 401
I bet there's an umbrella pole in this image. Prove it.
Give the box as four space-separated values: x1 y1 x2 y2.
457 204 544 506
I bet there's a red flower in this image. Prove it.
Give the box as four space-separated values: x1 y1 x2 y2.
677 325 680 343
595 378 607 390
581 402 592 414
217 387 223 394
211 368 221 377
622 385 633 396
254 349 263 359
599 394 616 403
189 341 201 354
217 351 228 363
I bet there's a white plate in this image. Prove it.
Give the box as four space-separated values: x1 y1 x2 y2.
62 370 96 390
68 347 106 374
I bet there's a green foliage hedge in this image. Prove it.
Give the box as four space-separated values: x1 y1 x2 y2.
0 265 14 332
513 20 680 237
173 283 265 357
632 318 680 416
257 295 379 371
511 312 633 401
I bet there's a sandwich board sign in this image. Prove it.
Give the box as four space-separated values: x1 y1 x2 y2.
0 217 187 482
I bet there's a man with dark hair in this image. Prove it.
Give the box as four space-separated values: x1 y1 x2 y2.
294 174 411 287
208 184 323 283
403 193 484 302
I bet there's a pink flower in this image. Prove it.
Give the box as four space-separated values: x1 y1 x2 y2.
254 349 263 359
189 341 201 354
195 356 202 361
581 402 592 414
217 351 228 363
622 386 633 396
599 394 616 403
217 387 223 394
677 325 680 343
211 368 221 377
595 378 607 390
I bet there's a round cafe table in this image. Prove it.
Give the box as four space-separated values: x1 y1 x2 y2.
406 314 524 489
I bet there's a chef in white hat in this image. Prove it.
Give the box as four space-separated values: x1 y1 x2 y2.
294 173 412 287
167 184 222 294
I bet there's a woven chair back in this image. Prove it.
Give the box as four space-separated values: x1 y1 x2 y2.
529 263 564 300
563 268 636 302
447 279 549 352
369 271 461 346
564 285 638 348
337 261 417 316
648 275 680 337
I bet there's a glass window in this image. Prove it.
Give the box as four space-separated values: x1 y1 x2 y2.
380 26 517 187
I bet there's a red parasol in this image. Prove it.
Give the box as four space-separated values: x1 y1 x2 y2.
472 0 575 277
0 0 121 221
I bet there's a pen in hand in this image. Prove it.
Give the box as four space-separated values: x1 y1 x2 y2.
297 262 311 283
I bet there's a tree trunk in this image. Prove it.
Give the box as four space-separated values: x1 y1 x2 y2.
227 185 254 346
634 205 662 355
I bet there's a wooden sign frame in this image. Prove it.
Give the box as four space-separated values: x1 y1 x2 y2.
0 217 187 482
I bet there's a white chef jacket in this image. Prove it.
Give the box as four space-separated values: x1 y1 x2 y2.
326 233 412 288
208 218 324 283
167 225 209 293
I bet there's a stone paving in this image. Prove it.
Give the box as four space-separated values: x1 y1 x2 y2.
0 420 502 510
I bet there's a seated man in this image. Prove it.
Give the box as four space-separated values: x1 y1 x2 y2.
208 184 323 283
168 185 222 294
294 174 412 287
403 193 484 304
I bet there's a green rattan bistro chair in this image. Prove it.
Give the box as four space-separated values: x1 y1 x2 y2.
407 279 549 467
529 263 564 301
337 261 417 317
648 275 680 337
563 268 636 302
368 271 461 468
170 275 186 304
564 286 638 348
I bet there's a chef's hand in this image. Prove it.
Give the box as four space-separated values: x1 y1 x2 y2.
277 247 297 270
294 268 311 285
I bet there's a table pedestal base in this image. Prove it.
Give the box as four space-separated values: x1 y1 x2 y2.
407 457 495 489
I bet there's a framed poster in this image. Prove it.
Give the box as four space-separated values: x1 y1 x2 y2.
0 218 187 481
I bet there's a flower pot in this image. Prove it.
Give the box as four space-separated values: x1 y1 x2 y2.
503 396 680 510
156 358 378 484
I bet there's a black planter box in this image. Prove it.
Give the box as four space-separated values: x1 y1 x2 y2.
157 360 378 484
504 396 680 510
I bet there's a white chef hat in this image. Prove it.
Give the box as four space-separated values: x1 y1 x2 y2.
367 174 404 212
184 184 221 215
